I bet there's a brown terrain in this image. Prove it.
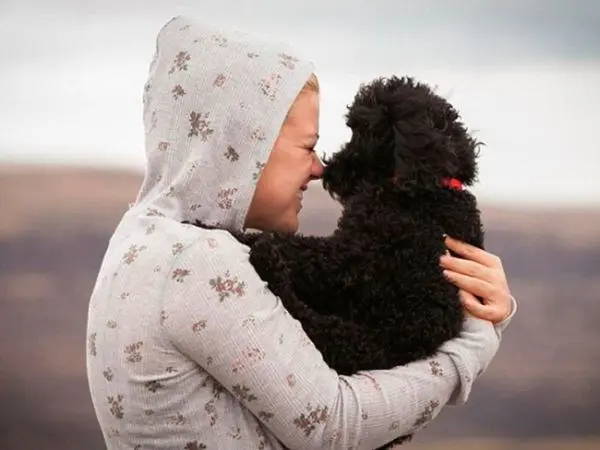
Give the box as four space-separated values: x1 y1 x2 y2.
1 164 599 449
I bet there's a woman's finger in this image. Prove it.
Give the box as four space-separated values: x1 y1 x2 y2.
444 236 502 269
443 269 495 299
459 290 498 322
440 254 494 282
458 290 478 319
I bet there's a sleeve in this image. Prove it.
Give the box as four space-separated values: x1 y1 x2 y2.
161 236 506 450
495 295 518 335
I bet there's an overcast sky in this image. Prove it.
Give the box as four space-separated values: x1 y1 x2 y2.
1 0 599 206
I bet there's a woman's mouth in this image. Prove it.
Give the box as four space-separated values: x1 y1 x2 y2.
296 184 308 209
296 189 305 211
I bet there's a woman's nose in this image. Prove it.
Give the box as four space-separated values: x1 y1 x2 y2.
310 153 325 180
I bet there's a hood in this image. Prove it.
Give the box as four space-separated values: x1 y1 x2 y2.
130 15 314 231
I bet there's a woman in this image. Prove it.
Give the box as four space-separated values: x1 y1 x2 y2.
86 15 516 449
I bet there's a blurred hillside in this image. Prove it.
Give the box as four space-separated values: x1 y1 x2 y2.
0 165 599 449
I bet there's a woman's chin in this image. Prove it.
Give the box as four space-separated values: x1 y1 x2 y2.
276 212 300 233
245 210 299 233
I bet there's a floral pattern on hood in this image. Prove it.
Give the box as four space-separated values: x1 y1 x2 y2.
131 15 314 231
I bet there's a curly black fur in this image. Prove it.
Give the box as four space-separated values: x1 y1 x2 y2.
189 76 485 448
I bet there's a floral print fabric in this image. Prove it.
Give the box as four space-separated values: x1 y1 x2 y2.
85 15 514 450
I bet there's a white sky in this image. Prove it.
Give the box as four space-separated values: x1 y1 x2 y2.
1 0 599 206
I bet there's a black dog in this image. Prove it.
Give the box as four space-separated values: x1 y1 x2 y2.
191 76 485 447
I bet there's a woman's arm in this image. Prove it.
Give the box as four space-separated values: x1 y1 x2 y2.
202 225 459 377
240 230 463 375
161 234 513 449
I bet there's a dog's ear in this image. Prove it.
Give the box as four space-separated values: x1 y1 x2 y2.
323 76 482 199
382 76 482 189
441 103 482 187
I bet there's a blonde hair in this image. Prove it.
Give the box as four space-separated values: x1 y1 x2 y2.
282 74 319 124
302 73 319 93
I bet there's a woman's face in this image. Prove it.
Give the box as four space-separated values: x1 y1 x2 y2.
245 89 323 232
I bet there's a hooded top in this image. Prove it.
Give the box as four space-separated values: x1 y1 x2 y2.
86 15 515 449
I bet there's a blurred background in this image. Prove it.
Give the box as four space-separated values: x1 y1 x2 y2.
1 0 599 449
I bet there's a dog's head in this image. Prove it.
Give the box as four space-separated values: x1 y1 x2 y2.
322 76 482 202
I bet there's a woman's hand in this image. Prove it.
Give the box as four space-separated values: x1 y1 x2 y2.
440 235 512 323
